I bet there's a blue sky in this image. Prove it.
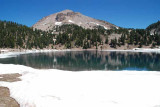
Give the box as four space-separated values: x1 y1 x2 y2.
0 0 160 29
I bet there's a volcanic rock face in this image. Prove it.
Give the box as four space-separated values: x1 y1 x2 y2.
32 9 118 31
56 13 66 21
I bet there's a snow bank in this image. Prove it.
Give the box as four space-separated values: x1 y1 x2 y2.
132 48 160 53
0 49 71 59
103 48 160 53
1 64 160 107
0 49 9 52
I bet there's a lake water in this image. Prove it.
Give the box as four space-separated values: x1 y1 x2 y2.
0 51 160 71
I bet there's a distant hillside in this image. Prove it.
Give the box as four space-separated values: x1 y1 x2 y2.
146 21 160 35
32 9 118 31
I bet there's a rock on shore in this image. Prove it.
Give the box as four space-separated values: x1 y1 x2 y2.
0 87 20 107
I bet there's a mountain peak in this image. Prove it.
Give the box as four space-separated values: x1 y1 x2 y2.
60 9 74 13
33 10 118 31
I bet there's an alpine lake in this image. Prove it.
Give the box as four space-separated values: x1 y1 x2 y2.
0 50 160 71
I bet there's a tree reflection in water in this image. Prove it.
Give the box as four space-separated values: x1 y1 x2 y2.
0 51 160 71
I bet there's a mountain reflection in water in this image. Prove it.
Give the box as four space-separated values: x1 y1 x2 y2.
0 51 160 71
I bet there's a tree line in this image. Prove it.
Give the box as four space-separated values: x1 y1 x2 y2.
0 20 160 49
0 20 55 49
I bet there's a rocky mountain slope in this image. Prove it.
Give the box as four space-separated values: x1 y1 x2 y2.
32 9 118 31
146 21 160 35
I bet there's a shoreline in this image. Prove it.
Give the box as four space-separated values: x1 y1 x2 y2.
0 48 160 59
0 47 160 53
1 47 160 52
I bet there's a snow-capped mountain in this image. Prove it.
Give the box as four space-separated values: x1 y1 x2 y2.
32 9 118 31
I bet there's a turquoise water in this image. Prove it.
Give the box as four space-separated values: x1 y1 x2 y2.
0 51 160 71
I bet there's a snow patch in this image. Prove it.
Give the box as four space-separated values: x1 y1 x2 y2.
90 22 100 26
103 26 108 30
90 22 108 29
0 49 74 59
55 22 62 26
68 20 74 23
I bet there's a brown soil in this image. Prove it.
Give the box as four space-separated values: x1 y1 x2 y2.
0 73 22 82
0 87 20 107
